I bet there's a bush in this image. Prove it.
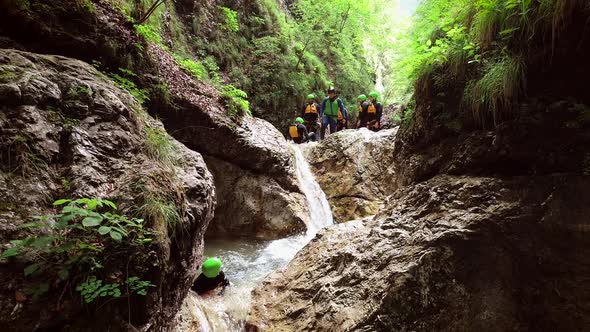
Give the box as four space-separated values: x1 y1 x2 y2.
221 84 251 119
173 54 207 80
219 6 239 32
1 198 154 302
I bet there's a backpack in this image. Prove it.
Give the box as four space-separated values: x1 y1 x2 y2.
289 125 299 138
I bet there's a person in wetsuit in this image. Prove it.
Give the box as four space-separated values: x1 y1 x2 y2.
301 94 320 137
286 117 315 144
355 94 370 128
191 257 230 295
366 91 383 131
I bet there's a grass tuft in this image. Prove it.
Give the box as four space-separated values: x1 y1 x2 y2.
463 55 526 126
144 127 179 166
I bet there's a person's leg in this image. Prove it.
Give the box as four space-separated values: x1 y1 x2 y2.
329 117 337 134
320 116 328 140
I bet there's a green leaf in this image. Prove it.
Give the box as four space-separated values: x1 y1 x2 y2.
18 222 45 228
82 216 103 227
1 247 20 258
103 199 117 210
98 226 111 235
53 199 71 206
24 263 40 276
110 231 123 241
78 243 102 252
500 28 519 36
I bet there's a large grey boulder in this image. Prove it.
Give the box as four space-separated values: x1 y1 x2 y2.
204 156 309 239
249 175 590 331
0 49 215 331
304 128 398 222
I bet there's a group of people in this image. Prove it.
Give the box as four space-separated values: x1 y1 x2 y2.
286 86 384 144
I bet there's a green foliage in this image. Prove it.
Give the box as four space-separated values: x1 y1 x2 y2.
463 55 525 125
144 127 179 165
381 0 584 127
174 55 208 80
221 84 251 119
1 198 154 303
5 135 47 176
0 69 20 83
138 193 180 237
77 277 121 303
76 0 95 14
135 24 161 45
76 276 155 303
219 6 239 32
126 276 156 296
108 68 149 104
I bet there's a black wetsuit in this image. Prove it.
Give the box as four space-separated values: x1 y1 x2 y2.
286 123 313 144
191 271 230 295
357 101 369 128
301 102 320 134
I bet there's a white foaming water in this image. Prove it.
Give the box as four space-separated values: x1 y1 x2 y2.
188 143 333 332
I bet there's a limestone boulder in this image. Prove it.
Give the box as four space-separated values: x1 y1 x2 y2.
249 175 590 331
304 128 398 222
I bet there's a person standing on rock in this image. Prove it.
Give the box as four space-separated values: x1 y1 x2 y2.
301 94 320 138
191 257 230 295
356 94 369 128
286 117 315 144
320 87 346 139
366 91 383 131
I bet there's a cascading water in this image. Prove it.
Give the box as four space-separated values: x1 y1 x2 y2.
185 143 333 331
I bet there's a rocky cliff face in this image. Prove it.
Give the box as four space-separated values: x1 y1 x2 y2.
304 128 398 222
0 49 215 331
249 174 590 331
0 0 308 239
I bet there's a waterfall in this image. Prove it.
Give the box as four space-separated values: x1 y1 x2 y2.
180 142 333 332
291 143 334 236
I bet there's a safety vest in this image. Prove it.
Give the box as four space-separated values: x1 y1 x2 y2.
323 98 340 117
338 110 343 121
305 104 318 114
368 102 377 114
358 104 364 114
289 125 299 138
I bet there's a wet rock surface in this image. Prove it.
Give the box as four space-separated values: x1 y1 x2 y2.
249 174 590 331
0 49 216 331
304 128 398 222
204 156 308 239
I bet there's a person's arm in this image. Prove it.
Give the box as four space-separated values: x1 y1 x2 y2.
320 98 327 118
300 124 309 141
377 103 384 127
338 99 347 121
301 104 307 117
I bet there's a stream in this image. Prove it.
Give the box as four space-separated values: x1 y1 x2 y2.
185 144 333 331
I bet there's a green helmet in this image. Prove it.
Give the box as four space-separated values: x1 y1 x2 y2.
202 257 222 278
307 94 315 100
357 94 367 101
369 91 379 100
295 117 305 124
